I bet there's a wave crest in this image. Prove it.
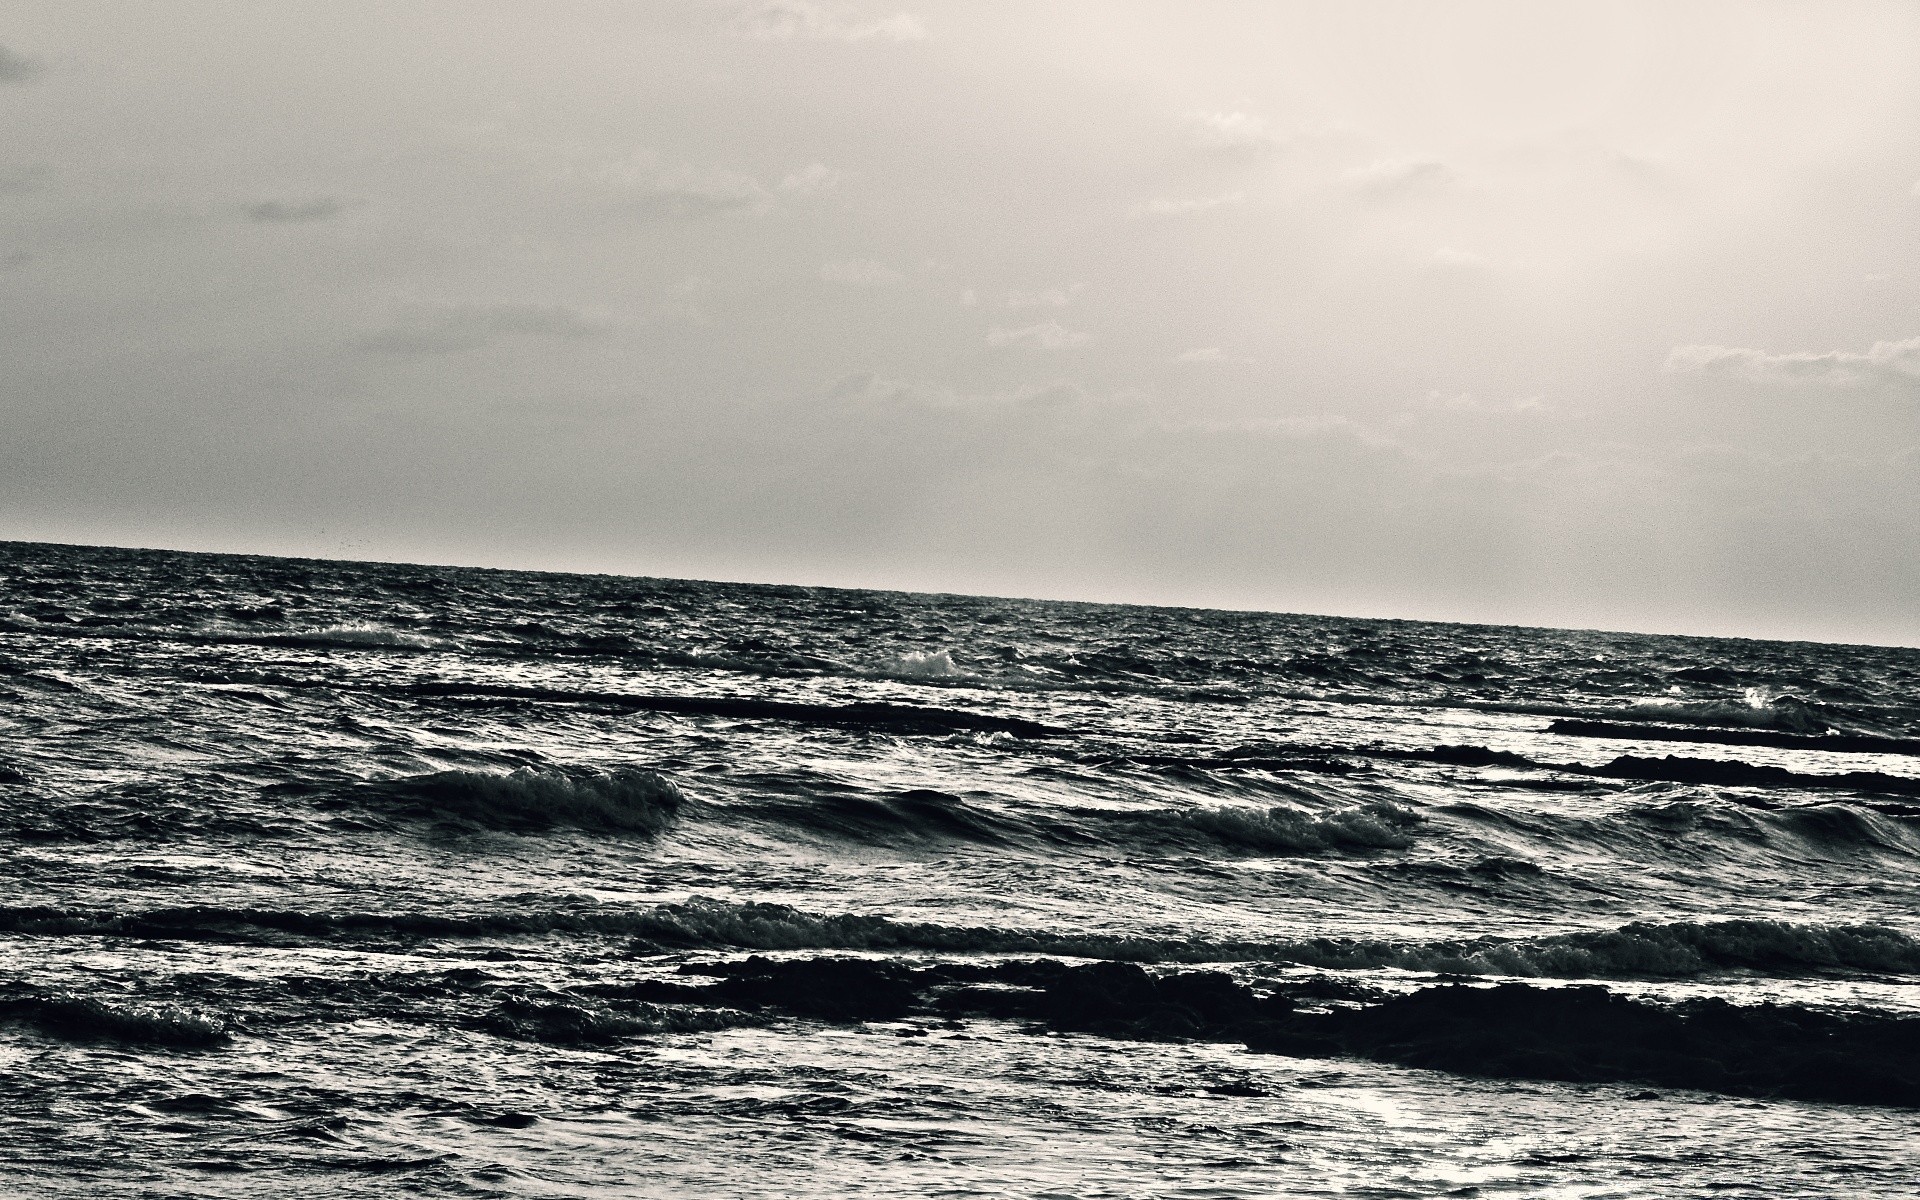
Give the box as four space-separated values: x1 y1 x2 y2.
1176 801 1421 852
0 991 230 1047
373 766 685 833
1620 692 1830 734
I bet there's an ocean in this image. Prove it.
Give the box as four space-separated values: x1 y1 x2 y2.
1 538 1915 1197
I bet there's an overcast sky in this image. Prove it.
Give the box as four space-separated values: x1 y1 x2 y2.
2 1 1917 644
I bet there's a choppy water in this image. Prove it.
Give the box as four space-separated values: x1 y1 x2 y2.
2 539 1917 1197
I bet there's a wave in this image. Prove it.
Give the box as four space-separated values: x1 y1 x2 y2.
1590 753 1920 798
734 782 1422 857
1133 741 1920 800
273 622 442 650
1258 981 1919 1107
1547 719 1920 758
872 648 973 679
477 995 759 1045
617 901 1920 979
363 766 685 834
1 895 1918 980
1617 692 1831 734
392 681 1068 739
611 955 1920 1106
1168 801 1421 853
1429 694 1915 738
0 990 230 1047
741 788 1030 848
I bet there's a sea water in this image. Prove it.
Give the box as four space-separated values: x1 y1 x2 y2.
1 540 1915 1197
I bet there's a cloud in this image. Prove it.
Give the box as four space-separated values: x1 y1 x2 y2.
0 45 45 83
987 321 1090 349
1187 111 1281 152
731 1 927 42
1665 337 1920 388
1415 390 1546 415
358 302 612 355
1344 158 1451 195
626 162 770 218
777 162 840 195
1005 284 1082 308
245 198 349 223
605 154 835 218
1128 191 1246 218
827 373 1093 410
1174 347 1222 363
820 258 901 286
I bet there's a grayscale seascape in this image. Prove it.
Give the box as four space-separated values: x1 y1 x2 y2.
4 2 1919 1196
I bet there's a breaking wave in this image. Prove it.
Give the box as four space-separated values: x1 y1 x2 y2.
1619 691 1831 734
258 623 444 651
873 648 972 679
0 990 230 1047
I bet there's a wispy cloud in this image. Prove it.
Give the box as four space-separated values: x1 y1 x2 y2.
1665 338 1920 389
358 302 612 355
245 198 349 223
820 258 901 286
1344 158 1451 196
1129 191 1246 219
828 373 1093 410
731 1 927 42
605 154 837 219
987 321 1090 349
1416 390 1546 415
1172 346 1257 365
1187 111 1281 152
1005 284 1082 308
776 162 840 195
0 45 45 83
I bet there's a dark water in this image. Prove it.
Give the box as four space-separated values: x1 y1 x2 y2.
2 539 1917 1197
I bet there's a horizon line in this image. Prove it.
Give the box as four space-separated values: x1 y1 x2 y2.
5 535 1914 654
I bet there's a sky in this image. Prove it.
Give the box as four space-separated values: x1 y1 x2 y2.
2 1 1917 645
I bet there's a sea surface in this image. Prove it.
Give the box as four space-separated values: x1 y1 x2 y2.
1 539 1916 1198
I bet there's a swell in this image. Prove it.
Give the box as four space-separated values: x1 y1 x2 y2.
8 900 1915 980
0 986 230 1047
1122 742 1920 800
355 765 684 834
1548 718 1920 758
389 681 1069 738
732 784 1425 856
1264 981 1920 1107
624 902 1920 978
617 957 1920 1107
0 766 687 841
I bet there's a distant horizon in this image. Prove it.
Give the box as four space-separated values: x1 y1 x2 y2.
10 533 1914 653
